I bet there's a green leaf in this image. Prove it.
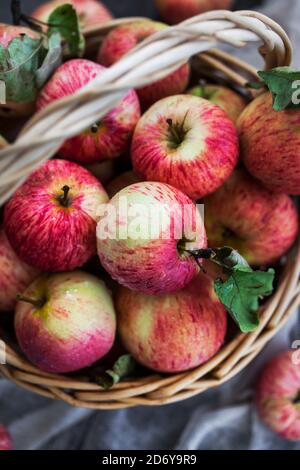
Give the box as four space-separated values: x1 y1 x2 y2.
36 33 62 88
258 67 300 111
214 266 275 333
94 355 136 390
0 35 46 102
48 4 85 58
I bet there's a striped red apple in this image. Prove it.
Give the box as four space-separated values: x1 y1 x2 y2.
37 59 141 164
97 181 207 294
131 94 239 200
98 20 190 109
4 159 108 272
116 272 227 373
155 0 233 24
256 350 300 441
204 169 298 266
32 0 113 27
15 271 116 373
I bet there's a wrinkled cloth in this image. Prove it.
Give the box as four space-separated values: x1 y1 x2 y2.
0 0 300 450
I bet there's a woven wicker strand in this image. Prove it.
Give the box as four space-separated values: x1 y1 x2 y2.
0 10 299 409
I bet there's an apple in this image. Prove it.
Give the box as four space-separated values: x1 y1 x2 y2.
0 425 12 451
0 228 39 313
98 20 190 109
188 84 247 124
15 271 116 373
116 272 227 373
4 159 108 272
106 171 140 198
238 92 300 194
204 169 298 266
97 181 207 295
85 160 115 185
32 0 113 27
256 350 300 441
155 0 233 24
37 59 141 164
131 94 239 200
0 24 40 118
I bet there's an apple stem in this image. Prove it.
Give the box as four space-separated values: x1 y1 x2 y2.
11 0 21 25
166 119 181 145
16 294 44 309
58 185 71 208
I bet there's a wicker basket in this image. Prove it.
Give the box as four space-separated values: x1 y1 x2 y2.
0 10 299 409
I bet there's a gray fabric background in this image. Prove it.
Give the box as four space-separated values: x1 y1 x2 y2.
1 0 300 451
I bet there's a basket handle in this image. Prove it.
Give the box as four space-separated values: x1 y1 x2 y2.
0 10 292 205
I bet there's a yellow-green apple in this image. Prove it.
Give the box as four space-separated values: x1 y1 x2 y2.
116 272 227 373
106 170 140 198
155 0 233 24
97 181 207 294
0 425 12 451
4 159 108 272
256 350 300 441
32 0 113 27
0 228 39 313
188 84 247 124
0 24 39 118
238 92 300 194
131 95 239 200
37 59 141 163
204 169 298 266
98 20 190 109
15 271 116 373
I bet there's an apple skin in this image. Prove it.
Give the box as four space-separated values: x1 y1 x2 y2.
0 425 12 451
204 169 298 266
37 59 141 164
256 351 300 441
131 94 239 200
97 181 207 295
155 0 233 24
32 0 113 27
0 134 7 149
85 160 115 185
238 92 300 194
15 271 116 374
98 20 190 109
188 84 247 124
106 171 141 198
4 159 108 272
0 228 39 312
116 272 227 373
0 24 40 118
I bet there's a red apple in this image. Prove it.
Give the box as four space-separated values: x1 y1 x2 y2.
37 59 141 164
15 271 116 373
106 171 140 198
32 0 113 27
0 425 12 451
155 0 233 24
238 92 300 194
0 228 39 312
116 272 227 373
97 181 207 295
0 24 40 118
4 159 108 272
256 350 300 441
188 84 247 124
85 160 115 185
98 20 190 109
204 169 298 266
131 94 239 200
